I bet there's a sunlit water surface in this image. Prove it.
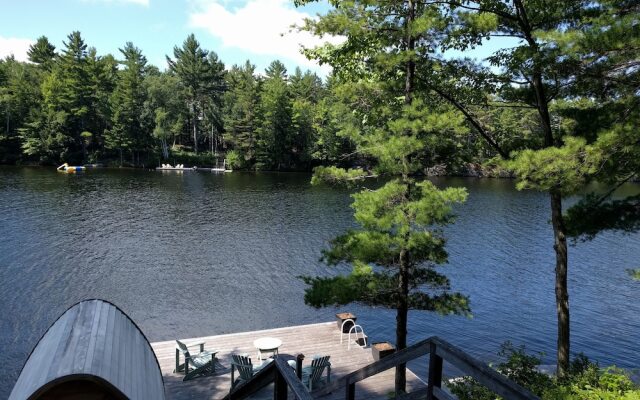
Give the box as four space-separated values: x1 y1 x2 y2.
0 166 638 397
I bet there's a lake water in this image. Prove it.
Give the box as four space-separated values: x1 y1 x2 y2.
1 166 639 397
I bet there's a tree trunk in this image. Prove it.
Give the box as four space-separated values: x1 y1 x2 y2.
515 0 571 374
6 103 10 136
192 102 198 153
396 249 409 395
161 139 169 159
395 1 415 394
551 190 570 376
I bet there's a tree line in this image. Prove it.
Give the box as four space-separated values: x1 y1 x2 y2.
0 32 354 169
1 31 536 171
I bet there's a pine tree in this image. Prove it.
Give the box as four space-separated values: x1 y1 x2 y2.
27 36 56 69
257 60 292 170
106 42 148 165
431 0 640 376
290 67 323 169
167 34 224 153
223 61 261 167
297 1 471 393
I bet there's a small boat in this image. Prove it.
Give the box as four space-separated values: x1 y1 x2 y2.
155 163 196 171
57 163 86 173
200 160 232 172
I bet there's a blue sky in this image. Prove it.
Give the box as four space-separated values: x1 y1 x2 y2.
0 0 336 74
0 0 516 76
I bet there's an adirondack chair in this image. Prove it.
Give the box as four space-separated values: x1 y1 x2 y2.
230 354 273 388
288 355 331 391
175 339 218 381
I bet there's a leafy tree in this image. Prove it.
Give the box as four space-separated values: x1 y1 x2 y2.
145 72 187 159
256 60 293 170
27 36 56 69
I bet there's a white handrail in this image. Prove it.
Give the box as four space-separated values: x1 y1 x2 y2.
347 324 367 350
340 319 355 344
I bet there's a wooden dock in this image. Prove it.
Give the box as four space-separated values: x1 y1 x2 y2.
151 322 427 399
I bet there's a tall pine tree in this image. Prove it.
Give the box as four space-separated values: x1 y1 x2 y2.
106 42 148 165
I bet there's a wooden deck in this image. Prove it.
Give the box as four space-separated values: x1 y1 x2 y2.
151 322 427 400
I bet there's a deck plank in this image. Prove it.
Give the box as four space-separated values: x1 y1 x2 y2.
152 322 426 400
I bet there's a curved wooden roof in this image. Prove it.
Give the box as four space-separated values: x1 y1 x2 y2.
10 299 165 400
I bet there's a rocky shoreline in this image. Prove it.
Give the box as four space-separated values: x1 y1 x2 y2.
425 163 515 178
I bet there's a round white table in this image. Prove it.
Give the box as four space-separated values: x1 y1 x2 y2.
253 337 282 361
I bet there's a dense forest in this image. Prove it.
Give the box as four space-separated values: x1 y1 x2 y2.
0 31 533 171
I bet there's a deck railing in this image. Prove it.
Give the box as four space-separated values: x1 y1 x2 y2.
225 356 313 400
224 336 540 400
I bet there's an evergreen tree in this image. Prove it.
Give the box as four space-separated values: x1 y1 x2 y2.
27 36 56 69
1 58 42 162
257 60 292 170
106 42 148 165
223 61 261 167
310 75 355 165
42 31 93 162
432 0 640 376
167 34 223 153
203 51 227 156
297 1 471 393
290 67 323 168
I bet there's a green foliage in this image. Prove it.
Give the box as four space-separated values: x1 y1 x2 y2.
449 344 640 400
106 42 149 164
310 166 370 185
505 137 602 195
303 178 469 315
224 149 244 170
565 194 640 242
167 34 226 154
256 60 293 170
223 61 261 166
166 147 218 167
27 36 56 68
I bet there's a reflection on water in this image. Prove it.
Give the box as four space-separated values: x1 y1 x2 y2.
0 166 638 396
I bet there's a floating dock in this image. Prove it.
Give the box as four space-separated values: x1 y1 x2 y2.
151 321 426 399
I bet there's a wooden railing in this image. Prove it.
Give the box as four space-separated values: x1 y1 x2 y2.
224 356 313 400
224 336 540 400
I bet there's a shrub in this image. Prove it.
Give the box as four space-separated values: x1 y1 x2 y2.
225 150 244 170
447 343 640 400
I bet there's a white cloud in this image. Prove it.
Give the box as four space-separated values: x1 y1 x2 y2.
189 0 341 72
0 36 34 62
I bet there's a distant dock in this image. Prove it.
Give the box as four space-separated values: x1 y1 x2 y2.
151 321 426 399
